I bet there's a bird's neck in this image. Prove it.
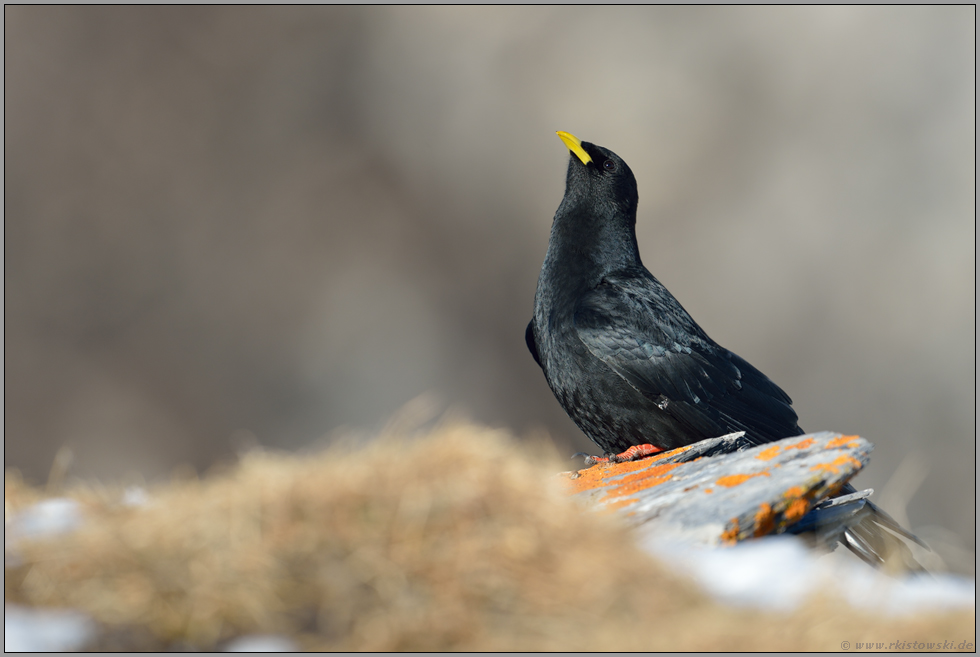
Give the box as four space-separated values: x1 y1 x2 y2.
542 204 643 289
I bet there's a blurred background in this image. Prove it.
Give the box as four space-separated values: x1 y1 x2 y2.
4 7 974 569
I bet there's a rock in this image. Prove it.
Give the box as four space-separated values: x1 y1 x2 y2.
559 432 871 546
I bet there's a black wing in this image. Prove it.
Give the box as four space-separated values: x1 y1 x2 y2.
573 271 801 445
525 320 541 367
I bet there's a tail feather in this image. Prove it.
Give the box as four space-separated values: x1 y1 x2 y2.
843 527 883 568
839 483 927 548
789 485 929 572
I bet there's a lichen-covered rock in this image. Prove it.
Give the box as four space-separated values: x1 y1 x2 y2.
559 432 870 546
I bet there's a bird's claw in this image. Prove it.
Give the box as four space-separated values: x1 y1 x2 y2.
576 444 666 467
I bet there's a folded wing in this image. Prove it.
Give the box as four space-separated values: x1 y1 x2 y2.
573 271 802 445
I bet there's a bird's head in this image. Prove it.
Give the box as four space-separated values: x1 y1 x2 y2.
556 131 638 221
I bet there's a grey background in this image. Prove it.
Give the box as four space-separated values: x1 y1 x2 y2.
4 7 975 569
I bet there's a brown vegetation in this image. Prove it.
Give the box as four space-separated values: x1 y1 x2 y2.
5 419 974 651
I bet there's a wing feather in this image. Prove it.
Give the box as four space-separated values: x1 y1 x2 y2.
574 271 801 444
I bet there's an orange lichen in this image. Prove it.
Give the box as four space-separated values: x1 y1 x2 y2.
754 502 775 537
755 445 782 461
720 518 741 545
559 442 697 497
784 497 810 522
826 434 861 448
605 474 675 501
604 462 680 500
782 485 805 499
715 471 770 488
604 497 639 512
561 456 658 496
562 458 684 503
809 455 862 476
786 438 815 451
703 488 713 494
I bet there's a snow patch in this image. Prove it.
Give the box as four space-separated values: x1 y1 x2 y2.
643 533 976 614
224 634 298 652
4 605 96 652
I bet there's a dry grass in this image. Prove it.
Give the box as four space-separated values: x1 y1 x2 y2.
5 417 975 651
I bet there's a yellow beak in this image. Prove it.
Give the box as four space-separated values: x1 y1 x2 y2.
556 131 592 166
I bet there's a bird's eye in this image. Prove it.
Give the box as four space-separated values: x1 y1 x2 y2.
602 159 616 171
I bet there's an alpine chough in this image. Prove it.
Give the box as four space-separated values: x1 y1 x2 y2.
527 131 802 460
526 132 925 568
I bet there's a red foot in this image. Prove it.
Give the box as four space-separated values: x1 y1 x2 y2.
584 443 664 466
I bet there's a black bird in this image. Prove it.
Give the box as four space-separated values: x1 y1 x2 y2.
527 131 925 567
527 131 801 460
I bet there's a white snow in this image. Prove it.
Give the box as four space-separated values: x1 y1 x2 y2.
4 605 96 652
6 498 83 539
224 634 299 652
5 498 84 567
643 533 976 614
